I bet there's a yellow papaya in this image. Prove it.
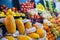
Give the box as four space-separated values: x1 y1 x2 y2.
4 15 16 34
15 19 25 34
5 36 15 40
17 35 32 40
25 22 32 28
27 33 40 39
36 28 44 38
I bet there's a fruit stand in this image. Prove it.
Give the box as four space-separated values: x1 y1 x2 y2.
0 0 60 40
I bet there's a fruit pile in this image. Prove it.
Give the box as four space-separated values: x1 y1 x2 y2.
43 16 60 40
44 23 55 40
28 14 43 22
0 15 46 40
0 5 26 17
49 17 60 38
0 1 60 40
20 2 34 13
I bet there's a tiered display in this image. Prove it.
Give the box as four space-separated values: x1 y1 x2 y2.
0 1 60 40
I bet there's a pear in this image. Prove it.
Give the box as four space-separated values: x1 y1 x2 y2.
0 11 6 17
0 14 3 16
55 31 59 38
15 11 20 16
6 12 10 15
10 11 16 16
1 12 6 16
21 13 25 17
51 23 57 28
7 9 12 12
19 17 22 20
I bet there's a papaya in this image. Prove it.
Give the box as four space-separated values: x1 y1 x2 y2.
15 19 25 34
17 35 32 40
4 15 16 34
36 28 44 38
27 33 40 39
25 22 32 28
5 36 15 40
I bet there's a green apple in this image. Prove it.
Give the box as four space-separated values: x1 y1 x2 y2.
21 13 25 17
15 11 20 16
10 11 16 16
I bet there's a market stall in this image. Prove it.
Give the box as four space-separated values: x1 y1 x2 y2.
0 0 60 40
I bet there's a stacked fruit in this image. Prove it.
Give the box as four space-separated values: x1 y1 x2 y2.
49 18 60 38
20 2 34 13
0 11 6 17
28 14 42 19
0 9 26 17
1 15 46 40
44 23 55 40
6 9 26 17
0 5 26 17
0 5 8 13
28 14 43 23
43 17 60 40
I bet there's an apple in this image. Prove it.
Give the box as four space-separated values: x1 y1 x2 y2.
55 19 59 23
40 16 43 19
5 7 8 10
21 5 25 8
36 15 40 19
23 3 26 6
21 8 23 11
25 6 28 8
34 14 37 19
27 0 31 2
31 16 34 19
2 9 7 13
1 6 3 9
2 5 6 9
11 7 16 12
24 10 26 13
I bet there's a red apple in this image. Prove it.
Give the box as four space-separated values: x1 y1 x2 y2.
55 20 59 23
11 7 16 12
31 16 34 19
27 0 31 2
25 6 28 8
1 6 3 9
36 15 40 19
34 14 37 19
21 8 24 11
2 5 6 9
2 9 7 13
21 5 25 8
23 3 26 6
